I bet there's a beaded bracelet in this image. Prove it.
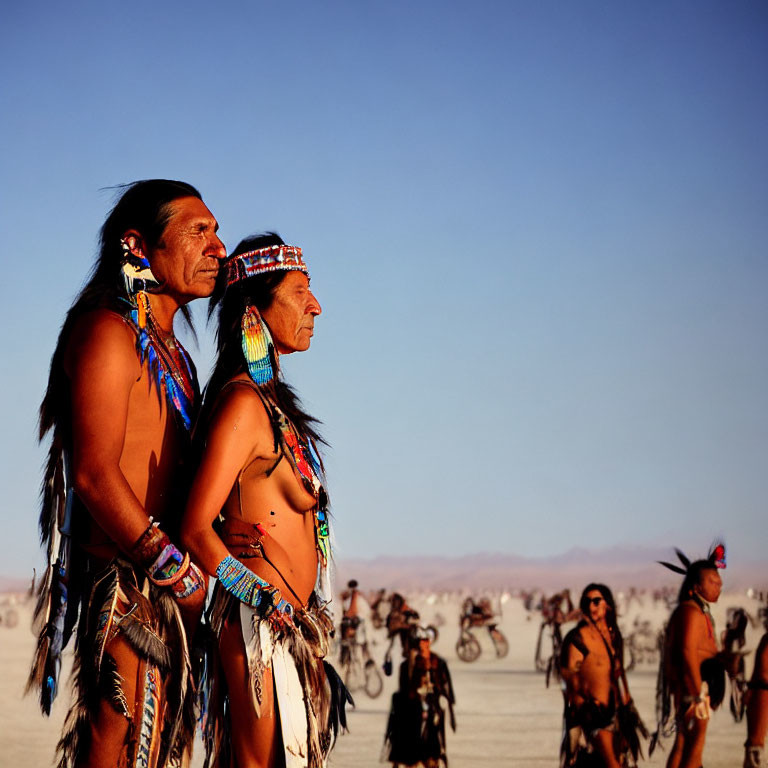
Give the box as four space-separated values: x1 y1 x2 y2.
130 522 203 598
170 562 205 599
216 555 293 618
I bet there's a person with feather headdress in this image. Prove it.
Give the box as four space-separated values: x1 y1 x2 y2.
27 180 226 767
181 233 351 768
650 542 727 768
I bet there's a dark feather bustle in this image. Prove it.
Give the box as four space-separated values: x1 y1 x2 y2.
324 660 354 741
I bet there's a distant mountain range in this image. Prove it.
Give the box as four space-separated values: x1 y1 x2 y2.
335 546 768 593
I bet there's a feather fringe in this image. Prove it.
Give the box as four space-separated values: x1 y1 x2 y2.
41 562 197 768
100 653 131 719
202 588 350 768
120 616 173 672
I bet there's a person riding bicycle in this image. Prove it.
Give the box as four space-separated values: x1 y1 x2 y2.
543 589 576 625
340 579 363 641
460 596 496 630
369 587 387 629
536 589 579 685
384 593 420 674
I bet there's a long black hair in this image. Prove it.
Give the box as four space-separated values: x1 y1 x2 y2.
201 232 323 446
39 179 202 445
580 582 624 663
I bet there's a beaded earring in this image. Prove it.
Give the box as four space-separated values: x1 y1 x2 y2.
120 237 160 296
241 305 276 385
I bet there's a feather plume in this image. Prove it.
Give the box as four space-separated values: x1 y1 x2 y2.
323 660 353 742
92 569 121 673
709 541 727 569
119 616 172 672
99 653 131 719
657 560 687 575
674 548 691 569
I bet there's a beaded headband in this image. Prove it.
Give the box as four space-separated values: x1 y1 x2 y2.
225 244 307 287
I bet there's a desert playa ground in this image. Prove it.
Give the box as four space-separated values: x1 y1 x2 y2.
1 589 762 767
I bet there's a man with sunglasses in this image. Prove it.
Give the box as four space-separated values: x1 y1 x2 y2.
560 584 645 767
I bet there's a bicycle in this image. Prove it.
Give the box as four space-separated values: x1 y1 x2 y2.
339 618 383 698
456 623 509 662
534 619 563 686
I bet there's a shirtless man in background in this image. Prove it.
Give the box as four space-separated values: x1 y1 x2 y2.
744 604 768 768
341 579 363 645
182 232 348 768
658 545 727 768
561 583 644 767
28 180 225 767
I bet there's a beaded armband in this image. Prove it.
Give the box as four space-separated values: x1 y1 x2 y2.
216 555 293 618
130 523 204 599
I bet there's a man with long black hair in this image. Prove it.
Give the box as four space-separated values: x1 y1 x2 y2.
28 180 225 767
560 583 646 767
652 543 727 768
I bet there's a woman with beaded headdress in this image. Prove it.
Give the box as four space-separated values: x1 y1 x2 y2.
182 233 350 768
27 179 225 767
650 542 727 768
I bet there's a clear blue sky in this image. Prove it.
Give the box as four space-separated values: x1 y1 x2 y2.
1 1 766 578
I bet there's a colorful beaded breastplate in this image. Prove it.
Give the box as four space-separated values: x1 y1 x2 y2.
274 407 331 567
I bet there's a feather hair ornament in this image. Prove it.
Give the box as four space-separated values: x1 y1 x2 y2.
658 542 727 575
120 238 161 295
658 546 693 575
657 560 688 575
119 240 196 431
709 541 727 569
675 548 691 569
241 305 276 386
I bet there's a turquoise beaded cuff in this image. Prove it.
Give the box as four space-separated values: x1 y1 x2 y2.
216 555 293 617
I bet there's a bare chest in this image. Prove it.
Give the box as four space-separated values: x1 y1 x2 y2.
120 370 189 517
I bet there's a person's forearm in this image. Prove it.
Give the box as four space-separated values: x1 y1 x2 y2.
73 464 153 552
216 555 292 616
182 525 232 579
182 525 291 617
130 522 204 601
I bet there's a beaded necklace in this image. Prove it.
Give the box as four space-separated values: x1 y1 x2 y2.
272 403 330 567
125 292 196 431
